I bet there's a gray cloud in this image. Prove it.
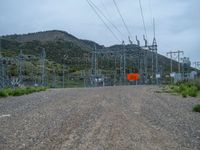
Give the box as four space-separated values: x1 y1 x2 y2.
0 0 199 63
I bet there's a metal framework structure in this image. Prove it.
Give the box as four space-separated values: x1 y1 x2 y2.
89 35 158 86
194 61 200 70
167 50 184 73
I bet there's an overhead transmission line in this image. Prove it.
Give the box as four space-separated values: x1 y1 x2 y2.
148 0 156 39
148 0 153 24
86 0 121 42
100 0 125 39
88 0 124 40
100 0 111 18
112 0 133 41
138 0 148 40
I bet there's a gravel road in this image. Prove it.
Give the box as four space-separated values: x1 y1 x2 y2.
0 86 200 150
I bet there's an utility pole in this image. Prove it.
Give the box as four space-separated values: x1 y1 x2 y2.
123 41 126 84
19 49 24 84
0 37 1 58
146 35 154 84
40 48 46 86
139 36 148 84
152 37 158 84
0 37 2 82
167 51 173 73
177 50 184 73
142 35 150 84
114 55 117 85
34 65 38 86
0 37 4 88
91 44 98 76
83 70 86 88
31 63 34 85
91 44 98 87
62 54 67 88
94 45 97 76
167 51 174 84
152 18 158 85
120 50 123 85
52 69 56 88
119 41 126 85
62 64 65 88
144 52 147 84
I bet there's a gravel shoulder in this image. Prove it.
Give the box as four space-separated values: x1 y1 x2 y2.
0 86 200 150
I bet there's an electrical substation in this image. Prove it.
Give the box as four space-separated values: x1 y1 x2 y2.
0 0 199 89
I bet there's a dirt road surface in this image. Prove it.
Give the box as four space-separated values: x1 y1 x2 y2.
0 86 200 150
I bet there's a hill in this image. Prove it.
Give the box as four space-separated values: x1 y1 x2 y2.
1 30 102 64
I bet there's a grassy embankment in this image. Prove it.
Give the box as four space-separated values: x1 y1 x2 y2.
162 81 200 98
162 80 200 113
0 86 47 98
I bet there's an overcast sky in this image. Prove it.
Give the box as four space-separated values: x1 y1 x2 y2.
0 0 199 64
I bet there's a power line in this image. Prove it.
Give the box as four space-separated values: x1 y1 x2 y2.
148 0 153 19
148 0 156 40
138 0 148 40
100 0 125 38
112 0 133 40
101 0 111 18
88 0 124 40
86 0 121 42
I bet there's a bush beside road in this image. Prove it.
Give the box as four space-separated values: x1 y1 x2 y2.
0 86 47 98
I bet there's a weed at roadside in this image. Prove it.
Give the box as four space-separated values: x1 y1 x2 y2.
193 104 200 113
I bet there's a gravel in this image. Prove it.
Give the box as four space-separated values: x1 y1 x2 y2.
0 86 199 150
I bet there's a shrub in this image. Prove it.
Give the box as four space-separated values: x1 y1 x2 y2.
179 84 187 93
182 91 187 98
26 87 37 94
38 87 47 91
193 104 200 113
0 86 47 97
173 86 180 93
194 81 200 90
188 86 198 97
12 88 26 96
0 90 8 97
3 88 14 96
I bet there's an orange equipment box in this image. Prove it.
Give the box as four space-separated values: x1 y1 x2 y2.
127 73 140 81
